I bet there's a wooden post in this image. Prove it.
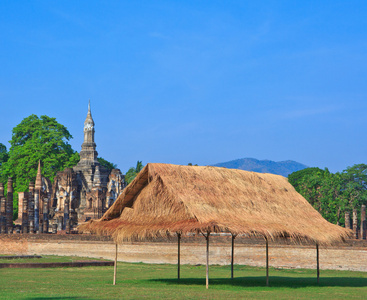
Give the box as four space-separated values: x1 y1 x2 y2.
231 234 236 279
177 232 181 281
201 232 210 289
266 238 269 287
316 243 320 284
206 233 210 289
113 243 118 285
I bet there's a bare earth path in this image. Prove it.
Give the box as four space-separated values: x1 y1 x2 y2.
1 235 366 272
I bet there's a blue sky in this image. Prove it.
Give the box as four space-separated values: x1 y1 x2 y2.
1 1 366 173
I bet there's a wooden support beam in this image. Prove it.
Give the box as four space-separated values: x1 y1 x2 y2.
206 232 210 289
177 232 181 281
231 234 236 279
316 243 320 284
265 236 269 287
113 243 118 285
201 231 211 289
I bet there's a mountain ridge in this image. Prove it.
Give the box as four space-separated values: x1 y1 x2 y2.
212 158 308 177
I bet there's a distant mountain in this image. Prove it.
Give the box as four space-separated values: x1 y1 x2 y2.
212 158 308 177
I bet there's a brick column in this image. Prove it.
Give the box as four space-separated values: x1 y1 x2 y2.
17 193 24 221
43 198 49 233
34 190 40 233
52 223 57 234
64 197 69 230
0 183 4 234
361 205 366 240
353 208 358 239
0 197 6 233
22 192 29 233
345 211 351 229
57 216 63 231
28 182 35 234
6 178 13 233
66 218 71 234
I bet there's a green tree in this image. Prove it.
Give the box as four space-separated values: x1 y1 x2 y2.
288 165 367 226
125 161 144 185
289 168 345 224
98 157 117 172
2 115 80 218
0 143 8 166
288 167 328 209
339 164 367 225
288 167 324 192
0 143 9 182
317 171 344 225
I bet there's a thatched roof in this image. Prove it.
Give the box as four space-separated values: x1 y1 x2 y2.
80 163 351 245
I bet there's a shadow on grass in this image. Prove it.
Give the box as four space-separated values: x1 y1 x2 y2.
150 276 367 288
25 297 87 300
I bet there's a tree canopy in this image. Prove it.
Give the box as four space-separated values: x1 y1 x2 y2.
98 157 117 172
125 161 144 184
288 164 367 226
0 143 9 182
1 115 80 216
2 115 80 191
0 143 8 165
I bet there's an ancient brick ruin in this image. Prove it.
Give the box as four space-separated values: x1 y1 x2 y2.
345 205 367 240
0 102 126 234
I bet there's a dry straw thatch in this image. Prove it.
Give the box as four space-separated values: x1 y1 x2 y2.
80 163 351 245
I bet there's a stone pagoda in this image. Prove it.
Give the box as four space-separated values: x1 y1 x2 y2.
73 101 107 189
50 101 125 226
14 101 125 232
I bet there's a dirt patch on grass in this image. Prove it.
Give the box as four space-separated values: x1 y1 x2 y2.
0 261 113 268
0 236 28 254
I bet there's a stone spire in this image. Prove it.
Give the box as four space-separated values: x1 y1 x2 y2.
84 99 95 144
35 160 42 191
76 101 98 167
85 100 94 129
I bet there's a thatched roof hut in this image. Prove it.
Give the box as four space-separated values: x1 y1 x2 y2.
80 163 350 245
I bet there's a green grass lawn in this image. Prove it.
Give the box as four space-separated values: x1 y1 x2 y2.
0 258 366 299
